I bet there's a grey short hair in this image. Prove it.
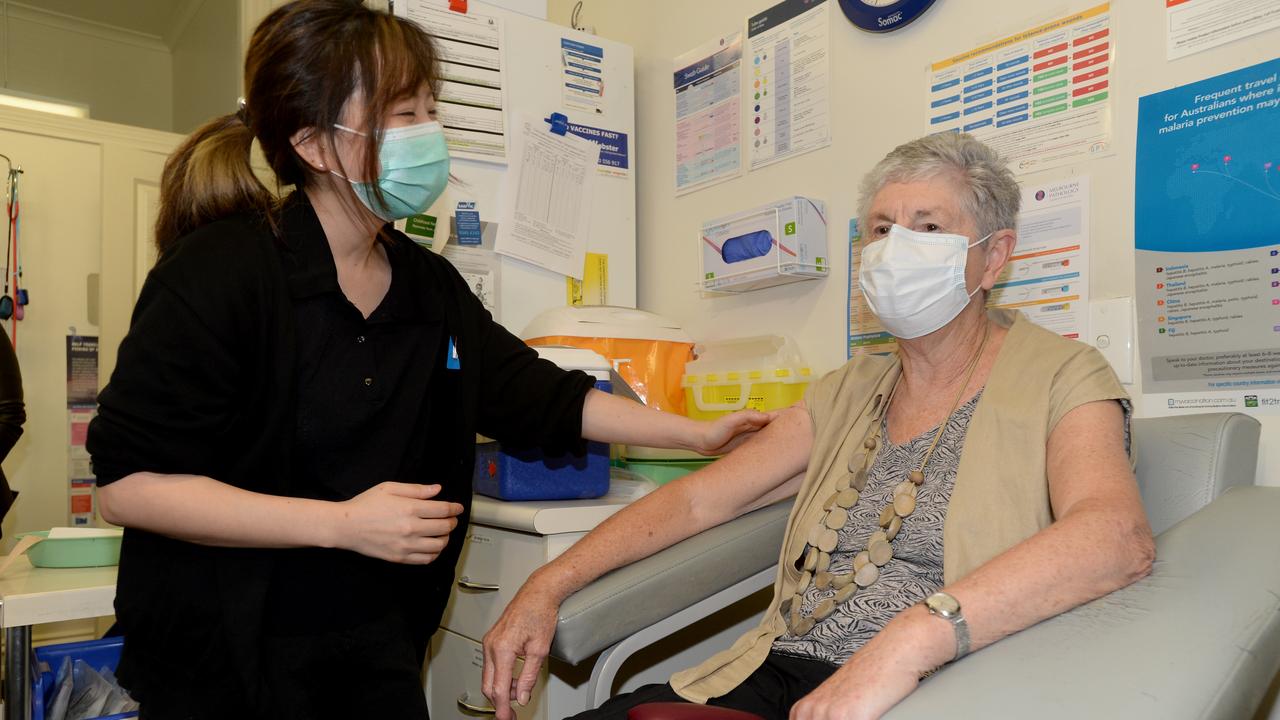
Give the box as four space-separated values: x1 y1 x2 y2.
856 133 1020 238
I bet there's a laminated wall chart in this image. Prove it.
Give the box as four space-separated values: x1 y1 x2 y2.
746 0 832 171
402 0 508 161
674 33 744 194
1166 0 1280 61
987 176 1091 340
1135 57 1280 414
926 4 1113 175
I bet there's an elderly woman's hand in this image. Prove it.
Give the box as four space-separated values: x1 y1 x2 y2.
482 576 563 720
791 606 951 720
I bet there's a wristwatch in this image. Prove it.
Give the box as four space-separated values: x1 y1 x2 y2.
922 591 970 662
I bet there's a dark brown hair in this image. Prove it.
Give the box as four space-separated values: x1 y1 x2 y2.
154 0 440 257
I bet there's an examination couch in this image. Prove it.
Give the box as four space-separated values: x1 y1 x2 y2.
550 412 1278 718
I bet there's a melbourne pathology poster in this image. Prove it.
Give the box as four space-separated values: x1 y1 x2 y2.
1135 57 1280 414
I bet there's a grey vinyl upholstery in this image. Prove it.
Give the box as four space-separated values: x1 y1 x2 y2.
550 500 789 665
1131 413 1261 534
552 412 1271 718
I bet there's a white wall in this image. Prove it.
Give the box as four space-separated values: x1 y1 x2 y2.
172 0 241 135
548 0 1280 486
1 3 174 131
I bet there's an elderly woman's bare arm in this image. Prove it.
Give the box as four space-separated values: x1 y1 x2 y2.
792 399 1154 720
483 404 814 720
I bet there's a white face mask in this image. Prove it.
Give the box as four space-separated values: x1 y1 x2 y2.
859 223 991 339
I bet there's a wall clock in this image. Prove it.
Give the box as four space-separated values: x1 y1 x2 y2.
837 0 938 33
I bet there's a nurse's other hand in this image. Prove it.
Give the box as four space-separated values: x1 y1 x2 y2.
334 482 463 564
695 409 777 456
482 581 560 720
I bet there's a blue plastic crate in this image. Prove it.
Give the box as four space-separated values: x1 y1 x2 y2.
473 380 612 501
33 637 138 720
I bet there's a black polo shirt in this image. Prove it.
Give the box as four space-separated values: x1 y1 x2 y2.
268 212 457 632
87 192 596 709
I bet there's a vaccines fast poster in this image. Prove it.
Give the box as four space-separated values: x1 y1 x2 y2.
674 32 744 195
926 4 1112 175
1135 58 1280 414
746 0 832 172
987 176 1090 341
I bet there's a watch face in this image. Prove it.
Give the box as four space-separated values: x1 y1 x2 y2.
838 0 938 33
928 592 960 616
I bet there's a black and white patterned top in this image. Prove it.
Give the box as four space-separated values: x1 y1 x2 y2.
771 391 983 666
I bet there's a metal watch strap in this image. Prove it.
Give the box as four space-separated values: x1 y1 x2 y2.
952 614 970 661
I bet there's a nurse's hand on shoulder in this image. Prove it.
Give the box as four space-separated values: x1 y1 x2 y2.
333 482 463 564
481 580 560 720
695 409 777 456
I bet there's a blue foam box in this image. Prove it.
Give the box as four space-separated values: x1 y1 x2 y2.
33 637 138 720
473 379 612 501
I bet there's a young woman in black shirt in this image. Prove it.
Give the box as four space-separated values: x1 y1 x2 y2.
87 2 770 717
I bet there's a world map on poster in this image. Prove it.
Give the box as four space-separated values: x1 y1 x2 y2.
1135 57 1280 409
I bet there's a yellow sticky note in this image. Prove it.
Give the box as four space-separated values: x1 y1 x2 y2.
568 253 608 306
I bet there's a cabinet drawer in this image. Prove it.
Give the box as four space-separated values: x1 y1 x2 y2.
428 629 494 718
441 525 546 642
427 629 551 719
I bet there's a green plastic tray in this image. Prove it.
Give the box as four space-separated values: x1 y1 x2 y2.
18 531 122 568
622 459 714 486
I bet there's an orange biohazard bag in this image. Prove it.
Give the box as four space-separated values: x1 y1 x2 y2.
522 306 694 415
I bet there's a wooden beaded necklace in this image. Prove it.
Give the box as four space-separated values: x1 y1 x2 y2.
785 321 991 635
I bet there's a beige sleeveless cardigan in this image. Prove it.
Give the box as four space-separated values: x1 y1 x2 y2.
670 309 1129 702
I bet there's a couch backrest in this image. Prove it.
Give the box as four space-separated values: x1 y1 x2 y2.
1131 412 1260 535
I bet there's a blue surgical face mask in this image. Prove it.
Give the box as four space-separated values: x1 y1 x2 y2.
332 120 450 221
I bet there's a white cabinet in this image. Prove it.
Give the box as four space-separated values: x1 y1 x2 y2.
424 494 769 719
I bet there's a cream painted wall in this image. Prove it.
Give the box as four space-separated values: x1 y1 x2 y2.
2 8 174 131
172 0 241 135
0 108 179 547
547 0 1280 486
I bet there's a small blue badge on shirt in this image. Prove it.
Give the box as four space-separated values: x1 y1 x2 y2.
446 336 461 370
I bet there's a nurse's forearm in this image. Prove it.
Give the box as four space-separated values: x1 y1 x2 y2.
98 472 338 549
580 388 771 455
580 388 702 449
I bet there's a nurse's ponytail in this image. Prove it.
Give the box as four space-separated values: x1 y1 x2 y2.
154 111 274 258
153 0 440 259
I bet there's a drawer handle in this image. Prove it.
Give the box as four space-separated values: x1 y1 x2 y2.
457 691 497 715
458 576 500 592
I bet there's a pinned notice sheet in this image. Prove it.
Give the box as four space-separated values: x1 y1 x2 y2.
495 114 599 280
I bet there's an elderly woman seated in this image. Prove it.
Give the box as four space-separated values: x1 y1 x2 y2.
481 133 1155 720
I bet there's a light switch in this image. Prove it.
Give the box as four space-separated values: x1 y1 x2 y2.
1090 297 1133 384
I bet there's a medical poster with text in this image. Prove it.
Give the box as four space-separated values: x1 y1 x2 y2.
987 176 1090 341
746 0 832 171
926 3 1112 175
1135 57 1280 414
674 32 744 195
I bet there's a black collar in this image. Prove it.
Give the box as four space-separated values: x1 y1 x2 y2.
274 192 442 323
